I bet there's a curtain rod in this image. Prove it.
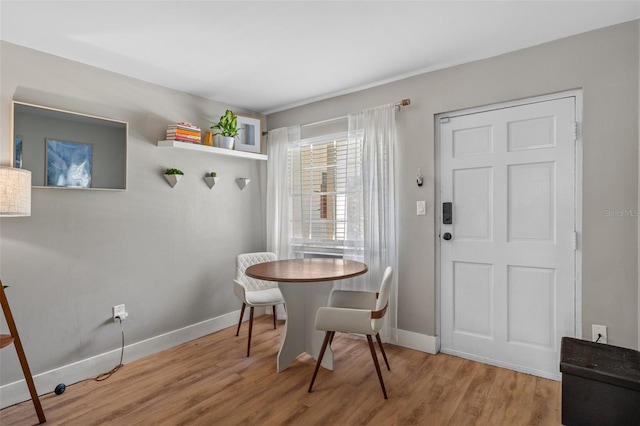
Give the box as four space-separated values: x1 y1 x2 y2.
300 98 411 129
264 99 411 135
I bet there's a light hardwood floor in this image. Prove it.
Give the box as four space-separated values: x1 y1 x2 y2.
1 316 561 425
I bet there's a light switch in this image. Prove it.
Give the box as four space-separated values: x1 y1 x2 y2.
416 200 426 216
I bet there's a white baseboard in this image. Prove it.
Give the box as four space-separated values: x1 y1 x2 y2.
390 328 440 354
1 313 435 409
0 309 247 409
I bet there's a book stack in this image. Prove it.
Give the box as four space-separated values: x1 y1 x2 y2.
166 122 201 144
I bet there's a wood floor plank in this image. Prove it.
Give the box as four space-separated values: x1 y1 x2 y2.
529 376 561 425
447 363 499 425
475 364 516 425
0 316 561 425
498 369 539 425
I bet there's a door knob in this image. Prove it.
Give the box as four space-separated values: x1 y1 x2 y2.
443 232 452 240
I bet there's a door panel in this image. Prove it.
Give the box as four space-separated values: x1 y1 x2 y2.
454 261 493 337
507 265 555 348
439 96 577 380
507 162 555 242
507 115 556 151
453 125 494 157
453 167 493 240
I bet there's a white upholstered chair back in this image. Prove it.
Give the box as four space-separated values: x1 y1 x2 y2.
372 266 393 332
236 252 278 292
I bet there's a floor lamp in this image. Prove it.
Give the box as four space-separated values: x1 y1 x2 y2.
0 166 46 423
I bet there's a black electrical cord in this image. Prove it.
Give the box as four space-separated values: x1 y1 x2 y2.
54 317 125 395
94 317 125 381
595 333 602 343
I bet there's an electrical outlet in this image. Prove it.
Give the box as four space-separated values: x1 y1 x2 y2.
113 304 126 322
592 324 607 344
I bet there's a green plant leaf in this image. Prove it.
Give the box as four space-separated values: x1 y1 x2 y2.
210 110 239 137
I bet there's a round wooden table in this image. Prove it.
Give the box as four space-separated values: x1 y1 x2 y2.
246 258 368 372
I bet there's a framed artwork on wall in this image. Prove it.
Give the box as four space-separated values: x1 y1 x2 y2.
13 101 128 190
235 116 261 153
45 139 93 188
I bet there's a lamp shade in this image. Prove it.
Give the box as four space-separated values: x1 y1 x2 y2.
0 167 31 217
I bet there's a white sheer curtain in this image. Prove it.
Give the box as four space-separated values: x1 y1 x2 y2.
266 126 300 320
266 106 398 337
342 103 399 340
266 126 300 260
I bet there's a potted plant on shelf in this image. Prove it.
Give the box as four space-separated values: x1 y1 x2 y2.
203 171 218 189
211 109 239 150
164 168 183 188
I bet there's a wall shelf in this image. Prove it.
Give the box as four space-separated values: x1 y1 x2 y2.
157 140 267 161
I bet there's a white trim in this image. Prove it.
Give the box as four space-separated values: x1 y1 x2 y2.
573 91 584 339
437 89 582 121
0 309 264 409
389 328 440 355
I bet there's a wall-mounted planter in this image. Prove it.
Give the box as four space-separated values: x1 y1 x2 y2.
203 176 219 189
236 178 251 191
164 174 182 188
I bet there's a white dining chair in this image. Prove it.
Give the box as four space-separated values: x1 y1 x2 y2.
309 266 393 399
327 287 390 371
234 252 285 357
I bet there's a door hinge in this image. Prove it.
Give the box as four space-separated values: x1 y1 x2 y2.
572 231 578 250
572 122 580 141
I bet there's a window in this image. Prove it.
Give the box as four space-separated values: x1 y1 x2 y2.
289 133 363 257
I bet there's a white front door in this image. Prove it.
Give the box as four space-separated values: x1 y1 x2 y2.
438 94 579 380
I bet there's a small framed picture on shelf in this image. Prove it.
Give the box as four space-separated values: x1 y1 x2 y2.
236 116 261 153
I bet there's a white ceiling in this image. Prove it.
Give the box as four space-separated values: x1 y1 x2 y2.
1 1 638 114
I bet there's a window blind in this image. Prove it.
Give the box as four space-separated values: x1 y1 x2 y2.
289 134 363 256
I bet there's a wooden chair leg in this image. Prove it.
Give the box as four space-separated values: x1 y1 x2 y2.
272 305 277 329
236 303 246 336
367 334 388 399
1 283 46 423
308 331 333 393
247 307 254 357
375 333 390 371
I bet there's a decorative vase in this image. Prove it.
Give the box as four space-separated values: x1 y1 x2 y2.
219 136 235 150
203 131 214 146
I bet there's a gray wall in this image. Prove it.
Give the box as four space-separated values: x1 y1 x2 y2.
268 21 640 349
0 41 267 384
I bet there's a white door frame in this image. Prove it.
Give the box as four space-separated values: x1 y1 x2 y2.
434 90 583 357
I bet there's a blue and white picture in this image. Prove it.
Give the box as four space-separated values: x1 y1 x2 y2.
14 135 22 168
46 139 92 188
